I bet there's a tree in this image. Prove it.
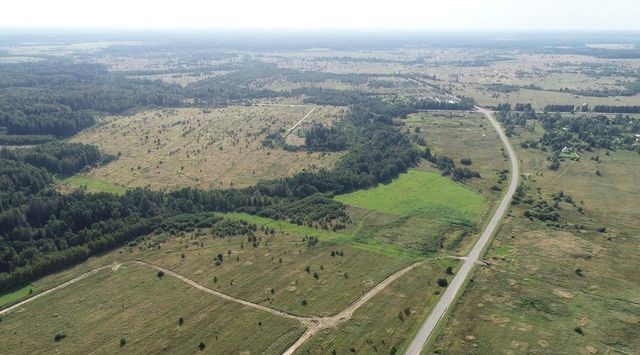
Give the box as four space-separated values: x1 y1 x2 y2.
157 271 164 278
120 338 127 347
437 278 448 287
199 342 206 350
179 317 184 326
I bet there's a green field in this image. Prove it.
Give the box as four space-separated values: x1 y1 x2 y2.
336 170 486 220
58 175 128 195
335 170 488 255
0 285 37 309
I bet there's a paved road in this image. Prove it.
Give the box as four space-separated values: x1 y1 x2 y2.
405 107 519 354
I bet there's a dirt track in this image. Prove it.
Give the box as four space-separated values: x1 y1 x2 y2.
0 258 423 354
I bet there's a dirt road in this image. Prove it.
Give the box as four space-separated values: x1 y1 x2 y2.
404 107 519 354
286 107 316 136
282 261 424 355
0 258 423 355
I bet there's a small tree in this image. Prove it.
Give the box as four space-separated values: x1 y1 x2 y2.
302 299 308 306
199 342 206 351
179 317 184 326
120 338 127 347
446 266 453 275
313 272 319 280
157 271 164 278
437 278 448 287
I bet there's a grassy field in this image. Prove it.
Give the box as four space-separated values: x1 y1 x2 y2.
297 260 459 354
70 106 342 190
0 284 37 309
0 263 304 354
403 111 509 200
135 225 415 317
431 124 640 354
336 170 488 255
57 175 128 195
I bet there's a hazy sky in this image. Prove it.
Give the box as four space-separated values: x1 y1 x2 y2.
2 0 639 31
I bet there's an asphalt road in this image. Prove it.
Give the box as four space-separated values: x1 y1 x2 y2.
404 107 519 355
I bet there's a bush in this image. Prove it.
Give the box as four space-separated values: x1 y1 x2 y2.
437 278 449 287
120 338 127 347
54 333 66 342
157 271 164 278
199 342 206 350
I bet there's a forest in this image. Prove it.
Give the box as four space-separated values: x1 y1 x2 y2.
0 64 426 291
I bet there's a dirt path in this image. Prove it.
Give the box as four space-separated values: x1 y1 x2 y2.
135 261 316 325
0 258 423 355
0 264 113 316
282 261 424 355
404 107 519 354
286 107 316 137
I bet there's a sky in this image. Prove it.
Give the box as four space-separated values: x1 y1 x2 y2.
1 0 639 31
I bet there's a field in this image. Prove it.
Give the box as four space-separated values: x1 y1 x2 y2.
431 122 640 354
57 175 128 195
403 111 510 200
336 170 488 255
70 105 343 190
0 262 305 354
297 260 459 354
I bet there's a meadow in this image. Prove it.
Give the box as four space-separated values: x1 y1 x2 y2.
0 263 305 354
431 120 640 354
70 106 342 190
336 170 488 255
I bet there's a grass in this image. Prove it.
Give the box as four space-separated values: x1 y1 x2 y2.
138 230 414 317
57 175 128 195
335 170 488 255
0 263 304 354
70 106 342 190
431 126 640 354
0 284 36 309
297 259 460 354
219 212 420 258
336 170 486 221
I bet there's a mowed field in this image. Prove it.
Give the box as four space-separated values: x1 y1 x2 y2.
0 262 305 354
431 126 640 353
336 170 488 255
138 228 414 317
296 259 459 354
69 105 343 190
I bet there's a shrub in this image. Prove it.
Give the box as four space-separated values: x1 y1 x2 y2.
437 278 449 287
54 333 66 342
120 338 127 347
157 271 164 278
